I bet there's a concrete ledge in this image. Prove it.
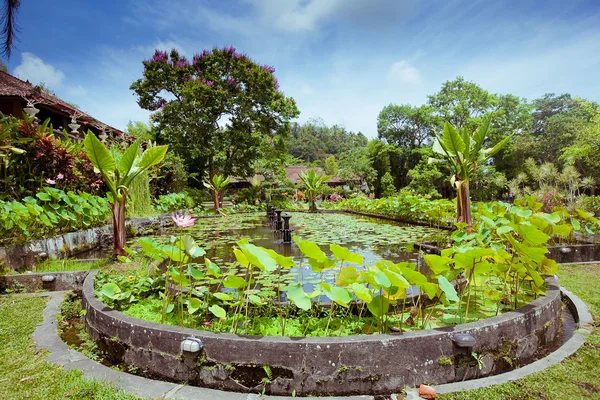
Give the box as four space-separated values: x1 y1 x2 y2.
0 215 170 271
0 270 89 293
33 292 372 400
81 270 563 396
31 286 591 399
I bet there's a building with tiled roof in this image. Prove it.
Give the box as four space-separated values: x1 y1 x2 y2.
0 70 124 139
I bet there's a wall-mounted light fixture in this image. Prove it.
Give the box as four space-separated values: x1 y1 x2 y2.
453 333 476 348
181 337 204 353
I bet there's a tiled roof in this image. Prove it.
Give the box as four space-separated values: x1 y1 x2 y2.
0 70 124 135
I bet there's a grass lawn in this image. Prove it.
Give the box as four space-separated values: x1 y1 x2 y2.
439 263 600 400
0 294 145 400
0 264 598 400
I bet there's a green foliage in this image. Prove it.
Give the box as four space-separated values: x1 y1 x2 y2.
154 192 194 213
149 151 188 197
298 169 331 211
324 155 338 176
0 114 104 200
127 172 153 217
0 187 109 244
286 119 368 163
83 132 168 255
430 116 511 226
380 172 396 197
377 103 438 147
406 148 443 198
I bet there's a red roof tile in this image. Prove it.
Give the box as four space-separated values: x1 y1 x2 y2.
0 70 124 135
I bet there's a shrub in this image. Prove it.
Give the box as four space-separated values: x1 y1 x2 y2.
0 187 109 244
154 192 194 213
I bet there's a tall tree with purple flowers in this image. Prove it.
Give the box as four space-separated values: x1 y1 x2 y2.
130 47 299 211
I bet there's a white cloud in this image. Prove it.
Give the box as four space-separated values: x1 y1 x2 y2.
13 53 65 89
66 85 88 97
388 60 421 84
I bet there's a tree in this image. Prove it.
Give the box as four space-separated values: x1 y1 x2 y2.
380 172 396 197
427 77 498 132
324 155 338 176
125 120 153 140
83 132 168 257
298 169 330 212
377 104 438 147
429 116 510 230
531 94 590 165
338 147 375 189
286 120 367 163
203 174 230 214
406 148 444 198
560 99 600 179
130 47 299 189
367 140 391 197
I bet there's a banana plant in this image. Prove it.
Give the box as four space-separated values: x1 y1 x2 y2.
203 174 231 214
298 169 331 212
429 116 511 230
83 132 168 257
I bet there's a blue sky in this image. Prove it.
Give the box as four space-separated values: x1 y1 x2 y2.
8 0 600 137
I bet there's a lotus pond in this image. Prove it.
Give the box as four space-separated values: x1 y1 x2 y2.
95 211 538 337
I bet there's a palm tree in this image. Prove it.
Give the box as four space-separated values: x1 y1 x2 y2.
429 115 511 230
1 0 21 59
581 176 596 196
298 169 331 212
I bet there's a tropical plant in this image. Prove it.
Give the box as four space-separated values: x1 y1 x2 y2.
83 132 168 256
0 187 109 244
154 191 194 213
298 169 331 212
203 174 231 214
429 116 511 229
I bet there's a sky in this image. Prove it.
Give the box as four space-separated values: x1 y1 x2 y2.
8 0 600 137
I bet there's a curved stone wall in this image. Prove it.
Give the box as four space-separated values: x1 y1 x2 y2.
82 271 563 396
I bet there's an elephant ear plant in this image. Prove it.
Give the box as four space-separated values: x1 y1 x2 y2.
84 132 168 257
204 174 231 214
429 116 511 230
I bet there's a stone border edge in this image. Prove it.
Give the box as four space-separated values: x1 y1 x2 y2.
31 286 591 399
32 291 374 400
423 285 594 395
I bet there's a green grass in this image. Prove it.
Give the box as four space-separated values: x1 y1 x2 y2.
0 294 146 400
33 258 112 273
438 263 600 400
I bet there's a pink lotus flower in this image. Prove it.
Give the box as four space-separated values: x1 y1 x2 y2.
45 178 56 185
57 173 64 180
171 214 196 228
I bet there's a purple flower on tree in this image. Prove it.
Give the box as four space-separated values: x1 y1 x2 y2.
201 78 214 87
226 77 236 87
149 50 168 64
175 59 190 68
260 65 276 74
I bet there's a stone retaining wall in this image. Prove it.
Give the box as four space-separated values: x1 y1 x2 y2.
0 270 89 293
82 270 563 396
0 214 175 271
